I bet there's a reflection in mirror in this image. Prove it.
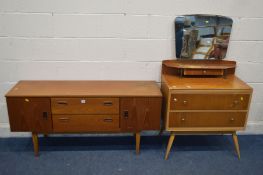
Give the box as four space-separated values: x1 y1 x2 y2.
175 15 233 60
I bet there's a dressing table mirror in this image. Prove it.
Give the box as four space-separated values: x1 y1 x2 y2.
164 14 236 77
162 15 253 160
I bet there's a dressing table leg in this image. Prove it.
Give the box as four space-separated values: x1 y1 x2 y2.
165 132 175 160
232 132 241 159
135 132 141 155
32 133 39 157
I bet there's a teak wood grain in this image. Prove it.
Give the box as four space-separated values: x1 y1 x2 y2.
5 80 162 156
53 114 120 132
120 97 162 132
5 81 161 97
51 97 119 114
6 97 53 132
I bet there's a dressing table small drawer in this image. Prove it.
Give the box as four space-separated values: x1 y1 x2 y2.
168 112 246 128
53 114 120 132
51 98 119 114
183 69 223 76
170 94 250 110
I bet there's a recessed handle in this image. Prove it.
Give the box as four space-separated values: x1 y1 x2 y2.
103 101 113 106
57 101 68 105
103 118 113 122
123 110 129 119
43 112 48 119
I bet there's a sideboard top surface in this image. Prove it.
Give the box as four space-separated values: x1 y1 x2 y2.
162 74 252 91
6 81 162 97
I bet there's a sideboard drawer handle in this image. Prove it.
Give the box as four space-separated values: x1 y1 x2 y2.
181 118 185 121
58 117 70 122
103 101 113 106
57 101 68 105
230 118 235 121
173 98 178 102
103 118 113 122
183 100 188 105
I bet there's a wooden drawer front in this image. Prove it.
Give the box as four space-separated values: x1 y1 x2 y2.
170 94 250 110
53 115 120 132
51 98 119 114
168 112 246 128
184 69 223 76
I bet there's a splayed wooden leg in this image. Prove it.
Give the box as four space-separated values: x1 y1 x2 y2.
135 132 141 155
32 133 39 157
232 132 240 160
165 132 175 160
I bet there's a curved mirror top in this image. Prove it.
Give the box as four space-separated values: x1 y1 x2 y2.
175 15 233 60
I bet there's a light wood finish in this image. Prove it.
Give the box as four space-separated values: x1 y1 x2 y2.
168 112 246 128
162 59 236 77
184 69 223 76
53 115 120 132
135 132 140 155
51 98 119 114
32 133 39 157
162 74 251 90
6 81 162 156
170 94 250 110
161 59 252 160
165 132 175 160
6 81 162 97
232 132 241 159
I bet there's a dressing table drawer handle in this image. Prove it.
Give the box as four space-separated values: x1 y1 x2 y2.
173 98 178 102
183 100 188 105
230 118 235 121
58 117 70 122
181 118 185 121
203 70 207 74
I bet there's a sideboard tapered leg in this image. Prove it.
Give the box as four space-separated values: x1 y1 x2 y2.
165 132 175 160
135 132 141 155
32 133 39 157
232 132 241 159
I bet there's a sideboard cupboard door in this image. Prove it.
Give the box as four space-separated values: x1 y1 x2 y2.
120 98 161 132
6 98 53 132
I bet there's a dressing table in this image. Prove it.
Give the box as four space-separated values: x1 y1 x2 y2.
162 15 253 160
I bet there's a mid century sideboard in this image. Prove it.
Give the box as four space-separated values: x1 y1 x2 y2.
5 81 162 156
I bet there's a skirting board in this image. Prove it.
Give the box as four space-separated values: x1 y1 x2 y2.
0 122 263 138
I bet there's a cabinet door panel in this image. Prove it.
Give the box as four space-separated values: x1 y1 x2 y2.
6 97 53 132
120 98 161 132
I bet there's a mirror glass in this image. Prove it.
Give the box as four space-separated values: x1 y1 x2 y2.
175 15 233 60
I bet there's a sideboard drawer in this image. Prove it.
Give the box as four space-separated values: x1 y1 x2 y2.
170 94 250 110
51 98 119 114
53 114 120 132
168 112 246 128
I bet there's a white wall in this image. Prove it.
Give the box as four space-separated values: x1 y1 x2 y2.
0 0 263 136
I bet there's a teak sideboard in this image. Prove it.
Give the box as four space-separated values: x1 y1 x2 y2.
5 81 162 156
161 60 253 160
